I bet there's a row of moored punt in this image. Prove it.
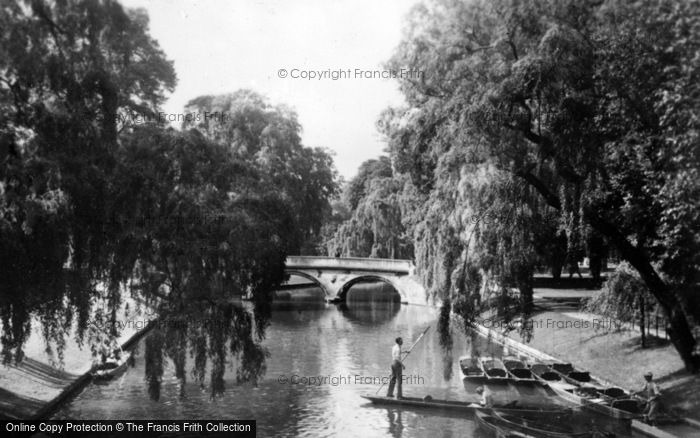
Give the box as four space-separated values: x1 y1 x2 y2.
460 356 642 420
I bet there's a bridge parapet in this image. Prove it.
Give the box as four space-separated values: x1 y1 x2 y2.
283 256 435 305
285 256 414 274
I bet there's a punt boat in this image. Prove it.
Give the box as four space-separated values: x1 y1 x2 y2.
530 363 563 384
596 386 632 402
550 362 593 385
502 356 536 382
459 356 487 380
480 357 510 381
488 409 596 438
474 410 537 438
92 351 132 381
361 395 570 418
548 381 641 420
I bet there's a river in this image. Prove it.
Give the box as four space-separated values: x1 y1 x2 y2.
53 283 637 437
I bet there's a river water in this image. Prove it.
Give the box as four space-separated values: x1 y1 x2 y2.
54 283 637 438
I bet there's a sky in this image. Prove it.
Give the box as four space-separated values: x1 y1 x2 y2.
119 0 421 179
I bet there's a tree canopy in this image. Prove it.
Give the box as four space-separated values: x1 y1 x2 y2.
0 0 338 395
182 91 339 255
334 0 700 370
328 157 413 259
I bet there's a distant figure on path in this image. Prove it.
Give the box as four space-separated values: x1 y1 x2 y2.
335 249 341 258
386 337 404 398
635 372 662 425
567 254 583 278
475 386 493 408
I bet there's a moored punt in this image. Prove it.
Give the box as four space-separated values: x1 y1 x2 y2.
459 356 486 381
549 362 595 385
480 357 509 381
530 363 563 384
489 409 594 438
491 411 594 438
597 387 629 401
361 395 570 418
548 381 641 420
550 363 574 374
503 356 536 382
474 410 537 438
92 351 132 381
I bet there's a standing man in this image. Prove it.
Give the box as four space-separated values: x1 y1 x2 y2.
636 372 662 425
386 337 405 398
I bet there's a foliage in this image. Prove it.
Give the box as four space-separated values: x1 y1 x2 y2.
0 0 336 395
584 262 658 346
371 0 700 369
1 0 175 362
344 157 394 210
317 197 351 256
182 91 340 255
328 158 413 259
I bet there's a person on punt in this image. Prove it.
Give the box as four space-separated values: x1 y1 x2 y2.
386 337 405 399
635 371 662 425
475 386 493 408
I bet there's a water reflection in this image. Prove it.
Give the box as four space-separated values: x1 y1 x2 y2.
438 300 454 381
337 301 401 326
143 301 269 400
55 289 638 438
387 409 403 437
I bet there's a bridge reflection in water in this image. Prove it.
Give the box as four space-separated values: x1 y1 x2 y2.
54 275 636 437
283 256 431 305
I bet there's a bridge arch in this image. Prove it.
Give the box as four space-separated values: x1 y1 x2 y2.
337 275 403 303
283 271 332 297
282 256 432 306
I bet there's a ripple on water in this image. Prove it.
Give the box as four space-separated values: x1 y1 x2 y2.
54 298 637 437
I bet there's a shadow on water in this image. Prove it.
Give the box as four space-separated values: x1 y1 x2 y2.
143 301 268 401
54 286 640 438
140 281 404 401
337 281 402 326
438 300 454 381
386 408 404 438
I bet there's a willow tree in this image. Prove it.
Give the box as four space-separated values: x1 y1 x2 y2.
385 0 700 370
0 1 305 394
0 0 176 362
328 157 413 259
182 91 339 255
584 262 658 348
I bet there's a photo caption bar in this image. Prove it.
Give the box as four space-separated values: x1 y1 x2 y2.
3 420 256 437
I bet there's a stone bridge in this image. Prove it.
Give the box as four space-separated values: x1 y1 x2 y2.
284 256 431 305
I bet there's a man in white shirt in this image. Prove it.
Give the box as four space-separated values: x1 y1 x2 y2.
386 337 405 398
475 386 493 408
635 372 662 425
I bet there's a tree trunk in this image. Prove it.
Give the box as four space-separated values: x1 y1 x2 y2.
640 296 646 348
667 307 700 372
514 170 699 372
551 260 563 280
587 212 699 371
587 233 605 283
517 266 534 314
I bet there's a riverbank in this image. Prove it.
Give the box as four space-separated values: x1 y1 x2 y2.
494 287 700 437
0 303 154 419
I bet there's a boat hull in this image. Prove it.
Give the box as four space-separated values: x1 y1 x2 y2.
548 382 640 420
474 410 537 438
361 395 569 418
459 356 487 381
92 352 132 381
480 357 510 382
490 410 588 438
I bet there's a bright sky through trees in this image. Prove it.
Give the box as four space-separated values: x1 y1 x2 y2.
120 0 420 178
